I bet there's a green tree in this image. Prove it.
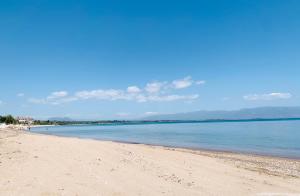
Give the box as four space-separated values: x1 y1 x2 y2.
0 115 17 125
0 116 4 123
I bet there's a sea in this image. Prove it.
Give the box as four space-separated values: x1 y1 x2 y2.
31 119 300 159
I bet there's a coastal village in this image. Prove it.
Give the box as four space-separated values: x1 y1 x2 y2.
0 116 34 130
15 116 34 125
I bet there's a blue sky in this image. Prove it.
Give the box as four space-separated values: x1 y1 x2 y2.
0 0 299 119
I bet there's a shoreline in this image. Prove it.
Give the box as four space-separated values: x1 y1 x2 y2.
30 129 300 161
31 130 298 159
90 139 300 161
1 127 300 195
28 131 300 178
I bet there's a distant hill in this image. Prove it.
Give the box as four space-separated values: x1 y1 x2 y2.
48 117 74 122
143 107 300 121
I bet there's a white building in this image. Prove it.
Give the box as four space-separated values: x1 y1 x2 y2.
16 117 34 125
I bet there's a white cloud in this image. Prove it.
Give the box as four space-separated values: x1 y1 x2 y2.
17 93 25 97
243 92 292 101
172 77 206 89
0 100 3 105
195 80 206 85
28 76 203 105
28 91 71 105
74 90 199 103
30 91 200 104
127 86 141 93
172 76 193 89
75 89 129 100
145 82 166 93
47 91 68 99
146 94 199 102
136 94 147 103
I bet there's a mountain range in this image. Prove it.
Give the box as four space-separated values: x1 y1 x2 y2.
143 107 300 121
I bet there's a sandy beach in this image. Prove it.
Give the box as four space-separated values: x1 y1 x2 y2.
0 127 299 196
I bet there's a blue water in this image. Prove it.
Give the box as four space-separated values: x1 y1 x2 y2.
31 120 300 159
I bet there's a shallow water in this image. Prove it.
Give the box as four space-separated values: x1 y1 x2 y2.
32 120 300 158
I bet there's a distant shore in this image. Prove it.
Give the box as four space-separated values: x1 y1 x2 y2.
1 127 300 195
28 117 300 126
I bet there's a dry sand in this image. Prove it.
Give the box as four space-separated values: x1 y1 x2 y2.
0 127 300 196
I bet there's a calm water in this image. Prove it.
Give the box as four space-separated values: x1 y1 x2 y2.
32 120 300 158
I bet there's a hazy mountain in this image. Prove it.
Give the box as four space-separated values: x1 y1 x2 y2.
143 107 300 121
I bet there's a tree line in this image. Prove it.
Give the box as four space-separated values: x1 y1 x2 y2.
0 115 59 126
0 115 17 124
